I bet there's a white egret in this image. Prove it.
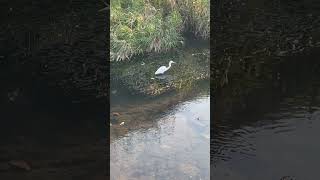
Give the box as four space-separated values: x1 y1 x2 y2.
155 60 176 75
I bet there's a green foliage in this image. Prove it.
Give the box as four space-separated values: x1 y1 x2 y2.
178 0 210 38
110 0 210 61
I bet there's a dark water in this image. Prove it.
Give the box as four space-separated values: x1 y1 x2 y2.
213 74 320 179
0 79 106 179
110 83 210 180
0 1 107 178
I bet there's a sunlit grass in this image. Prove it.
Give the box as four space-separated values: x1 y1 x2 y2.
110 0 210 61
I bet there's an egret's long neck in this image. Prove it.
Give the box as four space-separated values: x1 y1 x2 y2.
168 62 172 69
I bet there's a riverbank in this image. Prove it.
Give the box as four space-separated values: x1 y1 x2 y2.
110 0 209 61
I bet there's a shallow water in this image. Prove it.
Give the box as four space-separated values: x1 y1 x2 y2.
110 90 210 179
213 81 320 179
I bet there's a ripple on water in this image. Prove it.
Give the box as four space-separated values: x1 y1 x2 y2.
111 95 210 180
213 90 320 179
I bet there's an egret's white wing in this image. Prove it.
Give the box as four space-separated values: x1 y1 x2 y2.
155 66 167 75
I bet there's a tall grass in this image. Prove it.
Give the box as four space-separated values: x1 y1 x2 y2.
178 0 210 38
110 0 210 61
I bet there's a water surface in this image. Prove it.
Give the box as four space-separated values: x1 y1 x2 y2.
110 87 210 179
213 81 320 179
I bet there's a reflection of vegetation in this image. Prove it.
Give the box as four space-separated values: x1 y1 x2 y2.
110 0 210 61
110 78 209 141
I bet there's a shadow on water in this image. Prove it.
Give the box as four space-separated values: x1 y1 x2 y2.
110 79 210 179
212 51 320 179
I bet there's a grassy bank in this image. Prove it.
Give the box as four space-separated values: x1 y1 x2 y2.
110 0 210 61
